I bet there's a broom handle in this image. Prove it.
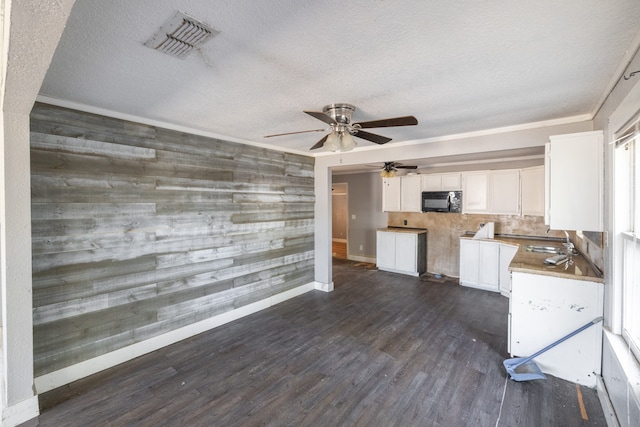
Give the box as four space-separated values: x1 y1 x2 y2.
514 316 603 368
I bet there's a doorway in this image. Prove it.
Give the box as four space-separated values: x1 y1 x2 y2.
332 183 348 259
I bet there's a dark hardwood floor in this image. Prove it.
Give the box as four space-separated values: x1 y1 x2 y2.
32 259 606 426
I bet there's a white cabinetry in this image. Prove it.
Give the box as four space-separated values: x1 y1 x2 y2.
520 166 545 216
490 169 520 214
462 170 520 214
459 239 499 292
461 171 489 213
421 173 462 191
460 238 516 294
510 271 603 386
376 229 426 276
382 177 401 212
400 175 422 212
546 131 603 231
498 244 518 296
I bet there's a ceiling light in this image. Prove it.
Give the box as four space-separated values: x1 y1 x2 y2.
340 132 356 151
324 131 340 151
323 126 357 152
380 169 397 178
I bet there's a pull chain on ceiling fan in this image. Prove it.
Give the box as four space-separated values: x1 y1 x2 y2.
264 103 418 151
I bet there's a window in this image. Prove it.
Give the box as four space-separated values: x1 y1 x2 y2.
615 118 640 360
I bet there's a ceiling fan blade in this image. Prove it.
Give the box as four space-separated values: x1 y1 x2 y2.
396 165 418 169
356 116 418 129
304 110 337 126
353 130 392 145
309 134 329 150
264 128 325 138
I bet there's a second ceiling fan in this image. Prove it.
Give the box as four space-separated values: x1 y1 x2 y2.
264 103 418 151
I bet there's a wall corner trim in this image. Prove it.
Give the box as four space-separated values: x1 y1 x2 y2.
1 395 39 427
314 281 334 292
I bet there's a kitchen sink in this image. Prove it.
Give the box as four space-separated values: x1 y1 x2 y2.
524 244 564 254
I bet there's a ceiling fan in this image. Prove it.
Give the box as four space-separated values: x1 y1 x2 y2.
376 161 418 177
264 103 418 151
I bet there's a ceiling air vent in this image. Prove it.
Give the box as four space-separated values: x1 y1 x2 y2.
144 11 219 59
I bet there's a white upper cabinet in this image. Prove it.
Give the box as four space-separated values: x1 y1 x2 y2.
462 171 489 213
520 165 545 216
490 169 520 215
462 170 520 214
441 173 462 190
546 131 603 231
400 175 422 212
382 168 542 215
382 177 401 212
421 173 462 191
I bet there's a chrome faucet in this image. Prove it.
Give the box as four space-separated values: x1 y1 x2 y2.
562 230 575 255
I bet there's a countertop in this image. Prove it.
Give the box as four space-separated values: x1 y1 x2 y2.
378 227 428 234
461 234 604 283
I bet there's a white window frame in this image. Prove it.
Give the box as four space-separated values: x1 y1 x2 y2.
613 114 640 361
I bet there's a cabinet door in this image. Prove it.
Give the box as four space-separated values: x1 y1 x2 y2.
441 173 462 190
490 169 520 215
395 233 417 272
376 231 396 269
462 171 489 213
499 244 518 296
421 174 442 191
520 166 545 216
382 177 401 212
400 175 422 212
459 239 479 285
478 241 500 291
547 131 603 231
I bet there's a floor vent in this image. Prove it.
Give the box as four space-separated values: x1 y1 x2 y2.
144 11 219 59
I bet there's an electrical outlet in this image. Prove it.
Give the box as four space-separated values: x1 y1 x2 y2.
359 245 363 250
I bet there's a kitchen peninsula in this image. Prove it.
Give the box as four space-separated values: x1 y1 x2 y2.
466 233 604 386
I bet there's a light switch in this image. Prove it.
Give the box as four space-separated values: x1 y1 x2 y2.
351 214 356 220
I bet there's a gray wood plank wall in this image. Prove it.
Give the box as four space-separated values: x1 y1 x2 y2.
30 103 315 377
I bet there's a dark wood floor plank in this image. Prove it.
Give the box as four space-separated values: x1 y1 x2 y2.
33 259 607 426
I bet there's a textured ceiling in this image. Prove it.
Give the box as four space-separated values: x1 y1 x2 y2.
40 0 640 156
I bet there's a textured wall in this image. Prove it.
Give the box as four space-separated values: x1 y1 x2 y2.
30 103 315 377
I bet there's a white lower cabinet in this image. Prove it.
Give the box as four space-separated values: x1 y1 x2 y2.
498 244 518 296
376 230 426 276
459 239 516 294
509 271 603 387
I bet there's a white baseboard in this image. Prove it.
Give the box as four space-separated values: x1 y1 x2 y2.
34 282 315 394
1 395 39 427
596 375 620 427
314 281 334 292
347 255 376 264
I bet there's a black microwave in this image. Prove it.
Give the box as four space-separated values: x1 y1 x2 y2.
422 191 462 213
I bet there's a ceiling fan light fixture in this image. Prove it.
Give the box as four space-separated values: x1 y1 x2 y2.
340 132 356 151
324 131 340 151
380 169 396 178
